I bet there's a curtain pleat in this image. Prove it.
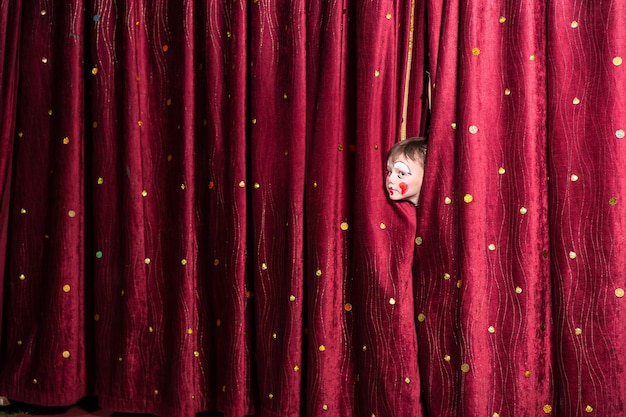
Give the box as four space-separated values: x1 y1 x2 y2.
3 0 626 416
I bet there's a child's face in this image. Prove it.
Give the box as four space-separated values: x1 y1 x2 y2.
386 155 424 206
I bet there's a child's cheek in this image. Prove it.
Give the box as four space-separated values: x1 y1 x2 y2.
399 182 408 195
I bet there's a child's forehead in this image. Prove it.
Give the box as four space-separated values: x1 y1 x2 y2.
388 154 416 164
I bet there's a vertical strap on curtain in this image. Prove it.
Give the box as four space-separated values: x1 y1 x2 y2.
400 0 416 140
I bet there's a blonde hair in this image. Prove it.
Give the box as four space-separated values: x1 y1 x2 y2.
387 136 428 165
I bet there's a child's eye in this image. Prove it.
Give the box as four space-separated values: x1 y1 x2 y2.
397 171 406 178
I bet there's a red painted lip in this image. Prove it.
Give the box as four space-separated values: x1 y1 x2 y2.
388 186 395 195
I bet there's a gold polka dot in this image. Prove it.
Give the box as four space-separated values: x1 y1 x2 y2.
415 237 423 245
322 404 328 411
379 223 386 229
181 259 187 265
362 345 367 351
585 405 593 413
444 196 452 204
141 190 148 197
33 379 38 384
145 257 151 265
17 340 22 345
20 208 26 214
251 118 257 124
238 180 245 187
94 313 100 321
530 54 536 61
180 183 186 190
68 210 76 218
610 197 618 206
154 390 159 395
615 288 624 298
457 280 463 288
469 125 478 134
488 326 495 333
499 16 506 23
254 182 260 189
40 9 47 15
137 120 143 127
520 207 528 215
91 67 98 75
63 137 70 145
386 13 392 19
616 129 625 139
575 327 582 335
62 350 70 359
187 328 193 335
337 144 344 151
315 269 322 277
493 413 500 417
569 251 577 259
216 319 221 326
525 370 532 378
149 326 153 332
417 313 426 322
294 365 300 372
313 181 318 188
451 122 457 129
388 297 396 305
193 351 200 357
613 56 623 66
504 88 511 96
572 97 580 105
19 274 25 281
214 259 220 266
570 174 579 181
443 273 451 280
97 177 104 185
444 355 451 362
374 70 380 77
404 377 411 384
289 295 296 302
42 57 48 63
63 284 71 293
121 289 125 296
543 404 553 414
340 222 349 231
515 286 523 294
461 363 470 373
464 194 473 203
319 345 326 352
344 303 353 311
571 20 579 28
472 47 480 56
268 393 273 399
488 243 496 251
261 263 268 270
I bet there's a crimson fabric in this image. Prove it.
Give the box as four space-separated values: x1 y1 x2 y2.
2 1 626 417
0 1 426 417
415 0 626 416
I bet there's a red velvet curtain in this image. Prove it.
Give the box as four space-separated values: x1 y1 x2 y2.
2 1 626 417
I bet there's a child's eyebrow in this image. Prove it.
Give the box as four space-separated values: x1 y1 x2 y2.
393 161 411 172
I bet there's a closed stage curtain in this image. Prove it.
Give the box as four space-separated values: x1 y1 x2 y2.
1 1 626 417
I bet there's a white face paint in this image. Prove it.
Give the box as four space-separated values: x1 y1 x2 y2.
393 161 411 173
386 156 424 206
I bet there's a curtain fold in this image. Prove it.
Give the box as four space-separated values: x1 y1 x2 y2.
3 0 626 417
0 0 21 351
